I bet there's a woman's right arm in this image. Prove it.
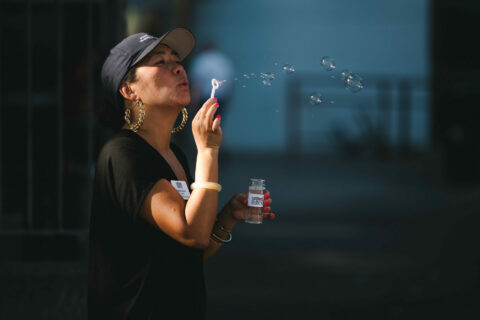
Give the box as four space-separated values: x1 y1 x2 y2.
139 98 221 249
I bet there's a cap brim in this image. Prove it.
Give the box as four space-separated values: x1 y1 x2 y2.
132 28 195 66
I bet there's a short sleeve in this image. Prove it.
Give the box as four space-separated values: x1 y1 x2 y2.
95 134 172 221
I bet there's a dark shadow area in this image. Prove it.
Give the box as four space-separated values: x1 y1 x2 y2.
1 0 480 319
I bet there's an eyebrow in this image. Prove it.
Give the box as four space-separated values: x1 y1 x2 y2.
154 50 180 58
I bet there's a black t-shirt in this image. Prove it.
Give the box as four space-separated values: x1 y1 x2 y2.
88 129 205 319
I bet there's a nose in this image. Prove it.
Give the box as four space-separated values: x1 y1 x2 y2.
173 62 185 76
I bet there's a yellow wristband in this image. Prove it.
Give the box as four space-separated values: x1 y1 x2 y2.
191 182 222 192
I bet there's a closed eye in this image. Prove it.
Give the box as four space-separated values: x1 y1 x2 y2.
154 60 182 66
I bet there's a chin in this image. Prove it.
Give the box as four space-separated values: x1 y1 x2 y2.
178 96 191 107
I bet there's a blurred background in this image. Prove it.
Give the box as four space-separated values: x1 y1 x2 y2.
1 0 480 319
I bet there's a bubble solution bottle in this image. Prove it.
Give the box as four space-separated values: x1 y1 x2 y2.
245 178 265 224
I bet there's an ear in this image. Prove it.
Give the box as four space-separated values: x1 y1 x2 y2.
119 82 138 102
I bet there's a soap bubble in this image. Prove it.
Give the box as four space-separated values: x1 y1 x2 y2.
233 77 238 81
321 56 336 71
309 92 323 105
242 74 250 79
339 69 351 79
217 80 227 86
345 73 364 93
282 64 295 75
260 72 275 80
260 72 275 86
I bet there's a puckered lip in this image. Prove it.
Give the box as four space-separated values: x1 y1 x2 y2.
178 79 189 87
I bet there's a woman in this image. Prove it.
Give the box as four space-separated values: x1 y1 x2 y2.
88 28 274 319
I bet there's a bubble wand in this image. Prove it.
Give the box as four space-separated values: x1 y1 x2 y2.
210 78 219 99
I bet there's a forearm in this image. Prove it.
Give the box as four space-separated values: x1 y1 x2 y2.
184 148 219 246
203 204 239 261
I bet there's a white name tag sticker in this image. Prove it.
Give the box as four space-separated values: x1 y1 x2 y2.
171 180 191 200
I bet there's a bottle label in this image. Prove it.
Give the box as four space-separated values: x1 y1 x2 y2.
248 193 264 207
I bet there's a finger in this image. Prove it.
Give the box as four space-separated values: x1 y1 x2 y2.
193 99 213 124
204 98 218 118
263 212 275 220
212 114 221 132
238 192 248 204
206 102 219 125
198 97 217 118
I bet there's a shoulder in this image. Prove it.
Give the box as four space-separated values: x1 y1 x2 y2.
100 130 152 158
96 130 154 171
102 130 141 154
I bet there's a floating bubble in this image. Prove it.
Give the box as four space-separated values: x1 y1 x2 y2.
241 84 247 88
250 73 256 78
321 56 336 71
345 73 364 93
339 69 351 79
217 80 227 86
309 92 323 105
330 101 335 104
233 77 238 81
260 72 275 80
275 109 279 113
242 74 250 79
282 64 295 75
260 72 275 86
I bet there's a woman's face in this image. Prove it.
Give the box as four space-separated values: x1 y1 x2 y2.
131 43 190 108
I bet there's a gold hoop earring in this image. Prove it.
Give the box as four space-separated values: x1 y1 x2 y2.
124 100 145 132
172 107 188 133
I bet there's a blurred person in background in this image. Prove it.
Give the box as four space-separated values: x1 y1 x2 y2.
189 42 234 124
88 28 274 319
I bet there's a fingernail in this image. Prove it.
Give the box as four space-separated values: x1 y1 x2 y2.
264 206 270 211
215 102 219 106
214 97 217 101
269 213 275 219
216 114 221 118
264 193 270 200
242 198 247 204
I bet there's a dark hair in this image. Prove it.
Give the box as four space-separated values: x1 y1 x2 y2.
97 67 138 130
123 67 137 84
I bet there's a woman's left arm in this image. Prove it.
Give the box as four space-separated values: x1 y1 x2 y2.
203 192 274 262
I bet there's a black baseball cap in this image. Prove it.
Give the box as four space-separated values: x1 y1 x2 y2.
101 28 195 115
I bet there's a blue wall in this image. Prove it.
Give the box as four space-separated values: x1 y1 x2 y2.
189 0 430 153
